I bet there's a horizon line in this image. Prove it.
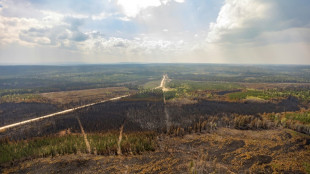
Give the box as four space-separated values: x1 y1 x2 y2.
0 62 310 66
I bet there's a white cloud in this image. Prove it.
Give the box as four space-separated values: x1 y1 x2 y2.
1 0 310 64
118 16 131 21
174 0 185 3
0 10 90 51
0 15 44 46
200 0 310 64
207 0 310 45
116 0 185 18
117 0 161 18
0 1 188 61
81 33 182 55
207 0 270 43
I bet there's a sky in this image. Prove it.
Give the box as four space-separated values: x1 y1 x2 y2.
0 0 310 65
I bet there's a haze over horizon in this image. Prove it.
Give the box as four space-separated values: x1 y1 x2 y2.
0 0 310 65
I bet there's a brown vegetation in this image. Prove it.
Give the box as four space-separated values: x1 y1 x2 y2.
2 128 309 174
41 87 133 106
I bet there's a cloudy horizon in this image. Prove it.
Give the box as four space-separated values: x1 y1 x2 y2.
0 0 310 65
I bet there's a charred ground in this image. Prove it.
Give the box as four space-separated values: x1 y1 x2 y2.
0 64 309 173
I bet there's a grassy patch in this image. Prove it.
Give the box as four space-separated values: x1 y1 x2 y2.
264 110 310 125
245 96 267 102
0 135 86 164
228 90 269 101
285 111 310 124
228 88 310 102
143 80 161 89
304 163 310 174
0 132 157 164
164 90 177 100
166 80 243 100
168 80 242 92
124 89 163 102
88 132 156 155
262 111 310 135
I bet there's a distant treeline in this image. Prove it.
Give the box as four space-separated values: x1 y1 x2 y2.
1 64 309 93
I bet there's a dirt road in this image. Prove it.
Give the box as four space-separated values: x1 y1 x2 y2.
158 74 171 132
155 74 168 89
